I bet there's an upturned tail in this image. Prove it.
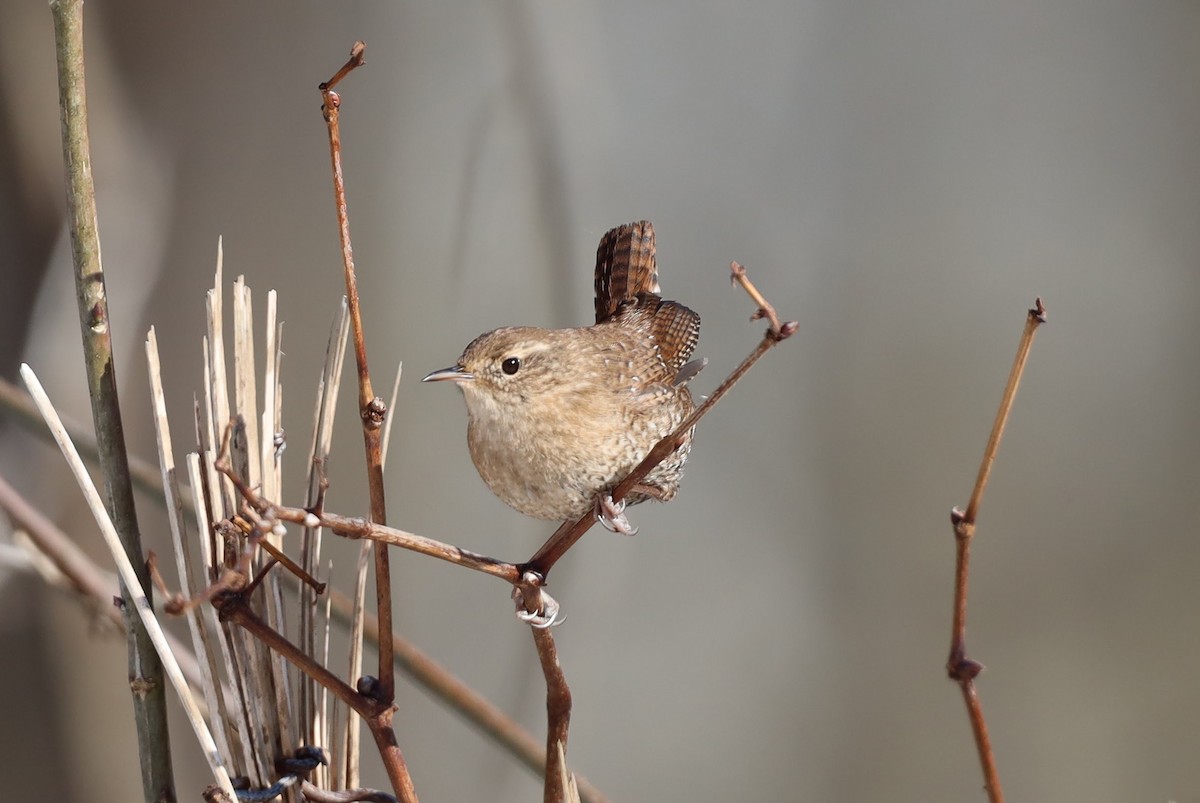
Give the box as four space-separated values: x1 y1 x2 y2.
594 221 660 323
594 221 701 375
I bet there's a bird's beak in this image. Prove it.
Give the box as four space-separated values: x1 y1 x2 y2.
422 365 474 383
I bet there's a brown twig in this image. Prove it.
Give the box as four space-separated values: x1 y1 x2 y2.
531 627 571 803
318 41 415 802
49 1 174 799
257 536 326 594
524 262 797 578
946 298 1046 803
217 590 382 721
219 458 521 583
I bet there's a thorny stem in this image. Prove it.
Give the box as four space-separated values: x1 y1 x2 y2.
946 298 1045 803
50 1 175 800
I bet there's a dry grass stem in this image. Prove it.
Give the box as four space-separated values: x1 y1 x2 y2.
20 364 236 798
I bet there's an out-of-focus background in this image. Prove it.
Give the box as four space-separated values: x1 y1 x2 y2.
2 2 1198 801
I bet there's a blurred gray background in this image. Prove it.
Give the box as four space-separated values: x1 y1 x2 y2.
1 2 1198 801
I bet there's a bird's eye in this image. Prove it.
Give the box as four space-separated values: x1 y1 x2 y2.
501 357 521 375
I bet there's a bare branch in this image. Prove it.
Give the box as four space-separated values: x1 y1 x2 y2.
946 298 1046 803
317 42 414 801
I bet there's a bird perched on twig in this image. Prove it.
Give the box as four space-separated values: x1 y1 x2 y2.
423 221 704 534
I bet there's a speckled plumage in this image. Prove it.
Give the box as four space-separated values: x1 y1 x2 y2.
426 221 701 521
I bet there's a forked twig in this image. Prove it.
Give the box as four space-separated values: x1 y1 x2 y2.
946 298 1046 803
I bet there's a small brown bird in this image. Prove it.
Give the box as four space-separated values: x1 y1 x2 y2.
423 221 703 533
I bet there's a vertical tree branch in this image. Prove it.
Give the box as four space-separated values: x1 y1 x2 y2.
49 2 175 800
319 42 416 802
946 298 1046 803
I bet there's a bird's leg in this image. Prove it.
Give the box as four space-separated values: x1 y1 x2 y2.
595 493 638 536
512 572 563 628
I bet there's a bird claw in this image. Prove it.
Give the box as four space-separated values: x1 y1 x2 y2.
596 493 638 535
512 585 564 628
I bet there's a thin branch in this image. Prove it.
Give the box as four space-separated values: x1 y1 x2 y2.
215 449 520 584
48 2 174 799
319 41 415 802
946 298 1046 803
961 298 1047 526
218 594 369 717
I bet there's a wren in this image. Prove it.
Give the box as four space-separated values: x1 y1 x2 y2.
423 221 703 532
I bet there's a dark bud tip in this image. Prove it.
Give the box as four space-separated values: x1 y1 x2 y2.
362 397 387 428
947 657 986 681
1032 297 1047 323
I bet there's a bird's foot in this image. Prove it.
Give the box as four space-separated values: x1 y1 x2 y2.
512 583 563 629
596 493 638 535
